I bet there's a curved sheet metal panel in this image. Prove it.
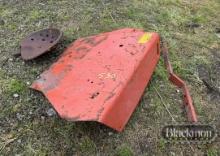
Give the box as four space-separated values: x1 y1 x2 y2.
31 28 160 131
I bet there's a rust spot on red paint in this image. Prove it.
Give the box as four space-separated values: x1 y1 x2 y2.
36 64 73 92
70 34 108 60
95 81 123 120
90 92 100 99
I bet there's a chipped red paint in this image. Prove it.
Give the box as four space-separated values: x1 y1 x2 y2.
31 28 160 131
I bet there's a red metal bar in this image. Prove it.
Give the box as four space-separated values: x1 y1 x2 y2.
162 42 198 122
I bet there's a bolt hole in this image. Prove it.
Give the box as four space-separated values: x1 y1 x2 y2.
31 38 34 41
46 34 49 37
39 33 43 36
50 41 53 43
119 44 123 47
90 81 94 84
42 38 45 41
90 92 100 99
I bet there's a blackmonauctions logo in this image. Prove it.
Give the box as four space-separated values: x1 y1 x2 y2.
162 124 217 143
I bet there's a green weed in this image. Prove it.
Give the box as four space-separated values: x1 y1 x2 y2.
116 145 133 156
79 137 96 155
5 79 26 94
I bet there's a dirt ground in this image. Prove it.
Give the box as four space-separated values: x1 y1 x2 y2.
0 0 220 155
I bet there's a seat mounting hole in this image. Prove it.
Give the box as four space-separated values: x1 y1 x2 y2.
90 92 100 99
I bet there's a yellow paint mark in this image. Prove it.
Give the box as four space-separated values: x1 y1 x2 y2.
138 33 152 44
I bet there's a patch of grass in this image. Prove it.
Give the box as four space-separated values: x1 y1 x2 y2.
158 138 166 151
5 79 26 94
190 14 207 24
116 145 133 156
172 60 191 76
126 20 144 29
79 137 96 155
0 7 14 17
193 55 210 66
12 103 22 113
122 6 146 23
7 23 17 31
99 17 118 30
156 8 187 27
153 95 168 116
152 59 168 81
57 12 71 22
29 10 47 21
193 95 203 115
64 26 78 37
207 148 218 156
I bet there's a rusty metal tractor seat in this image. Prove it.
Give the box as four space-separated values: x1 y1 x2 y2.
20 28 62 60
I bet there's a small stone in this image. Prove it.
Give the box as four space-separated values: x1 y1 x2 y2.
108 132 113 136
216 33 220 38
26 81 31 85
176 89 180 93
8 58 13 61
13 93 19 98
46 108 56 117
170 152 175 156
16 113 23 121
17 139 21 143
41 116 45 120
